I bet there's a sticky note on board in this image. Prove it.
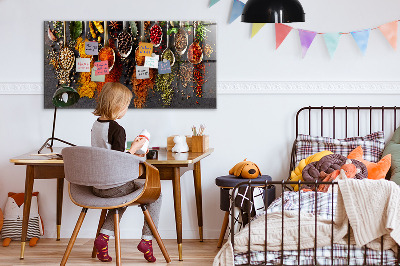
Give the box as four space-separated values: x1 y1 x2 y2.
136 66 150 79
138 42 153 57
76 58 91 72
144 56 159 69
94 61 109 75
91 67 105 82
85 41 99 55
158 60 171 74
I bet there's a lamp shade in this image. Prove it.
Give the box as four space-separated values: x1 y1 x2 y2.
241 0 305 23
52 85 79 107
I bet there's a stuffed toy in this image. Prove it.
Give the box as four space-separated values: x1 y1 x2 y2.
289 150 333 191
1 192 44 247
0 208 3 232
229 159 261 179
172 135 189 153
348 146 391 180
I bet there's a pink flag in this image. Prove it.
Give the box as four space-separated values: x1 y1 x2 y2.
275 23 293 49
378 21 398 50
298 29 317 58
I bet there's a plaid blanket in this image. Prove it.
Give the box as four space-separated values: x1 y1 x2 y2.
234 191 397 265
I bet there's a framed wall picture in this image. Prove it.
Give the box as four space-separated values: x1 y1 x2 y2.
44 21 216 109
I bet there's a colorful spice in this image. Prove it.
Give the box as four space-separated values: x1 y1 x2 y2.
117 31 133 56
59 47 75 70
174 28 188 55
129 21 138 37
109 21 121 31
135 48 145 66
161 49 175 65
52 21 63 39
96 39 123 94
93 21 104 34
188 42 203 64
99 47 115 69
89 21 97 39
75 37 97 99
131 68 155 108
48 27 57 42
69 21 82 40
150 24 162 46
177 62 193 88
203 43 214 58
193 62 207 98
155 72 175 106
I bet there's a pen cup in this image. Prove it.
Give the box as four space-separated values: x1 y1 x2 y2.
191 135 209 153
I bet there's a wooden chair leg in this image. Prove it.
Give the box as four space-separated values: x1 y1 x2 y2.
114 210 121 266
217 211 230 248
92 209 108 258
60 208 88 266
141 205 171 263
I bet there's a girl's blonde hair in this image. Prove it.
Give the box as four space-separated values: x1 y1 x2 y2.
93 82 133 120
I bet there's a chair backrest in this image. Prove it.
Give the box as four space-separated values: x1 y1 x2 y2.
62 146 145 187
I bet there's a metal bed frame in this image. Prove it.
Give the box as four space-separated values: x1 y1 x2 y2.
230 106 400 266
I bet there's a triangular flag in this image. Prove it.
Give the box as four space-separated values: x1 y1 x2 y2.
229 0 245 24
275 23 292 49
209 0 220 7
298 29 317 58
323 33 341 58
251 23 266 38
351 29 370 55
378 21 397 50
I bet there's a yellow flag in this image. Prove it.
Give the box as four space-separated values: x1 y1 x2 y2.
251 23 266 38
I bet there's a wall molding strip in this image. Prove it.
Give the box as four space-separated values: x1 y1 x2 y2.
1 81 400 95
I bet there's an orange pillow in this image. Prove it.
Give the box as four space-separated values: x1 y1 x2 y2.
347 146 391 180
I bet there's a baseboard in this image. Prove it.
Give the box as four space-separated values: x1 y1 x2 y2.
1 81 400 95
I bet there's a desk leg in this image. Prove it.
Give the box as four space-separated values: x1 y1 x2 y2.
193 161 203 242
56 178 64 241
20 165 35 259
172 167 183 261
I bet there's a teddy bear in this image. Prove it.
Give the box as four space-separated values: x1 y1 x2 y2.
229 159 261 179
1 192 43 247
172 135 189 153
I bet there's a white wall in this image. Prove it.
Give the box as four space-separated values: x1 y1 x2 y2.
1 0 400 240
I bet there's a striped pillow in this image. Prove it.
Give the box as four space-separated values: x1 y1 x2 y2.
294 131 385 167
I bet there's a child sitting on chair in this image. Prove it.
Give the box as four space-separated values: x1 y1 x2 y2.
91 82 161 263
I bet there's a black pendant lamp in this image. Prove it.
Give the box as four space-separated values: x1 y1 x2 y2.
241 0 305 23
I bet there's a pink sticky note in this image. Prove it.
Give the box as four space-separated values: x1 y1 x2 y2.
94 61 109 75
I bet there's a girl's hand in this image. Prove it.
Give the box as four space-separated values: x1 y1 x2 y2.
129 137 147 155
134 148 149 157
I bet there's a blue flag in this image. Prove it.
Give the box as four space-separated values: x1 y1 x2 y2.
323 33 341 58
229 0 245 24
351 29 370 55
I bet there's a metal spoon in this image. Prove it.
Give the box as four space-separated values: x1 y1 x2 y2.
174 21 188 56
98 21 115 71
117 21 133 59
161 22 175 66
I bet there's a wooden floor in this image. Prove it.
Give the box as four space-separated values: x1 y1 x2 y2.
0 239 221 265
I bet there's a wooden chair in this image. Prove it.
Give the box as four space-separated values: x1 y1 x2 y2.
60 146 171 265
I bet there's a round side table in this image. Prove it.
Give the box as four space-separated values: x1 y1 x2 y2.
215 175 275 248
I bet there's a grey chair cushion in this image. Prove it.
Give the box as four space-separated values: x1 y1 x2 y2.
69 180 145 208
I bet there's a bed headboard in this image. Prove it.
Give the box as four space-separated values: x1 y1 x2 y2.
290 106 400 178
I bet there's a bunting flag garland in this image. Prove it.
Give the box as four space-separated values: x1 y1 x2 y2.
206 2 400 58
229 0 245 24
351 29 370 55
251 23 266 38
209 0 220 7
275 23 293 49
298 29 317 58
323 33 341 58
378 21 398 50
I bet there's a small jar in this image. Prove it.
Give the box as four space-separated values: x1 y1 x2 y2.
136 129 150 154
